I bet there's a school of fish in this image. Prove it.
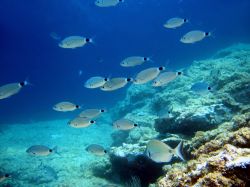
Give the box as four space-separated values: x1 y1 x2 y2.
0 0 216 183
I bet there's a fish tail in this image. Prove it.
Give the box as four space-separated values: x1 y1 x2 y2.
174 141 185 161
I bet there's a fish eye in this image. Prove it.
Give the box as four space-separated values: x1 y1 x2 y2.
208 86 211 90
101 109 105 112
144 57 147 61
205 32 209 36
49 149 53 152
104 150 107 153
104 78 108 81
5 174 10 178
90 120 95 124
134 124 138 127
177 72 182 75
86 38 90 42
159 67 164 71
76 105 80 109
33 152 36 155
184 18 187 22
19 82 25 87
127 78 132 82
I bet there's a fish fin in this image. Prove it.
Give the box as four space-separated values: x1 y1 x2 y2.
24 77 33 87
89 35 96 45
53 146 61 156
164 59 170 69
174 141 185 161
208 28 216 38
147 55 154 63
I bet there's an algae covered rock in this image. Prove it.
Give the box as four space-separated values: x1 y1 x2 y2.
107 43 250 187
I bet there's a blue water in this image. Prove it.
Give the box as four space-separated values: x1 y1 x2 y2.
0 1 250 186
0 0 249 124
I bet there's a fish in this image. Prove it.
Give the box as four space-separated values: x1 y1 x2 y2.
180 30 211 44
0 81 28 100
79 109 106 119
120 56 151 67
134 67 165 84
68 117 95 128
95 0 123 7
53 102 80 112
86 144 107 156
163 17 188 29
152 71 182 87
157 108 172 119
84 76 109 89
0 173 10 183
50 32 61 41
59 36 92 49
146 140 185 163
191 82 212 95
100 78 132 91
113 119 138 130
26 145 57 156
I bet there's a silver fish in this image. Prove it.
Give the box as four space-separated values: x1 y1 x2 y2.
113 119 138 130
0 81 28 100
68 117 95 128
134 67 165 84
0 173 10 183
86 144 107 156
59 36 92 49
146 140 184 163
152 71 182 87
79 109 106 119
53 102 80 112
164 17 188 29
84 76 109 89
101 78 132 91
95 0 123 7
120 56 150 67
26 145 56 156
180 30 211 44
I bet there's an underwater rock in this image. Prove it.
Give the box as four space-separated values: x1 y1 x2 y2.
157 118 250 187
24 165 58 185
110 143 145 158
109 154 164 187
158 143 250 187
111 43 250 138
154 103 231 135
107 43 250 187
111 130 130 146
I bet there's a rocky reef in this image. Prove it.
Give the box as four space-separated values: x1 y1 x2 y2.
94 43 250 186
158 112 250 187
1 44 248 187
